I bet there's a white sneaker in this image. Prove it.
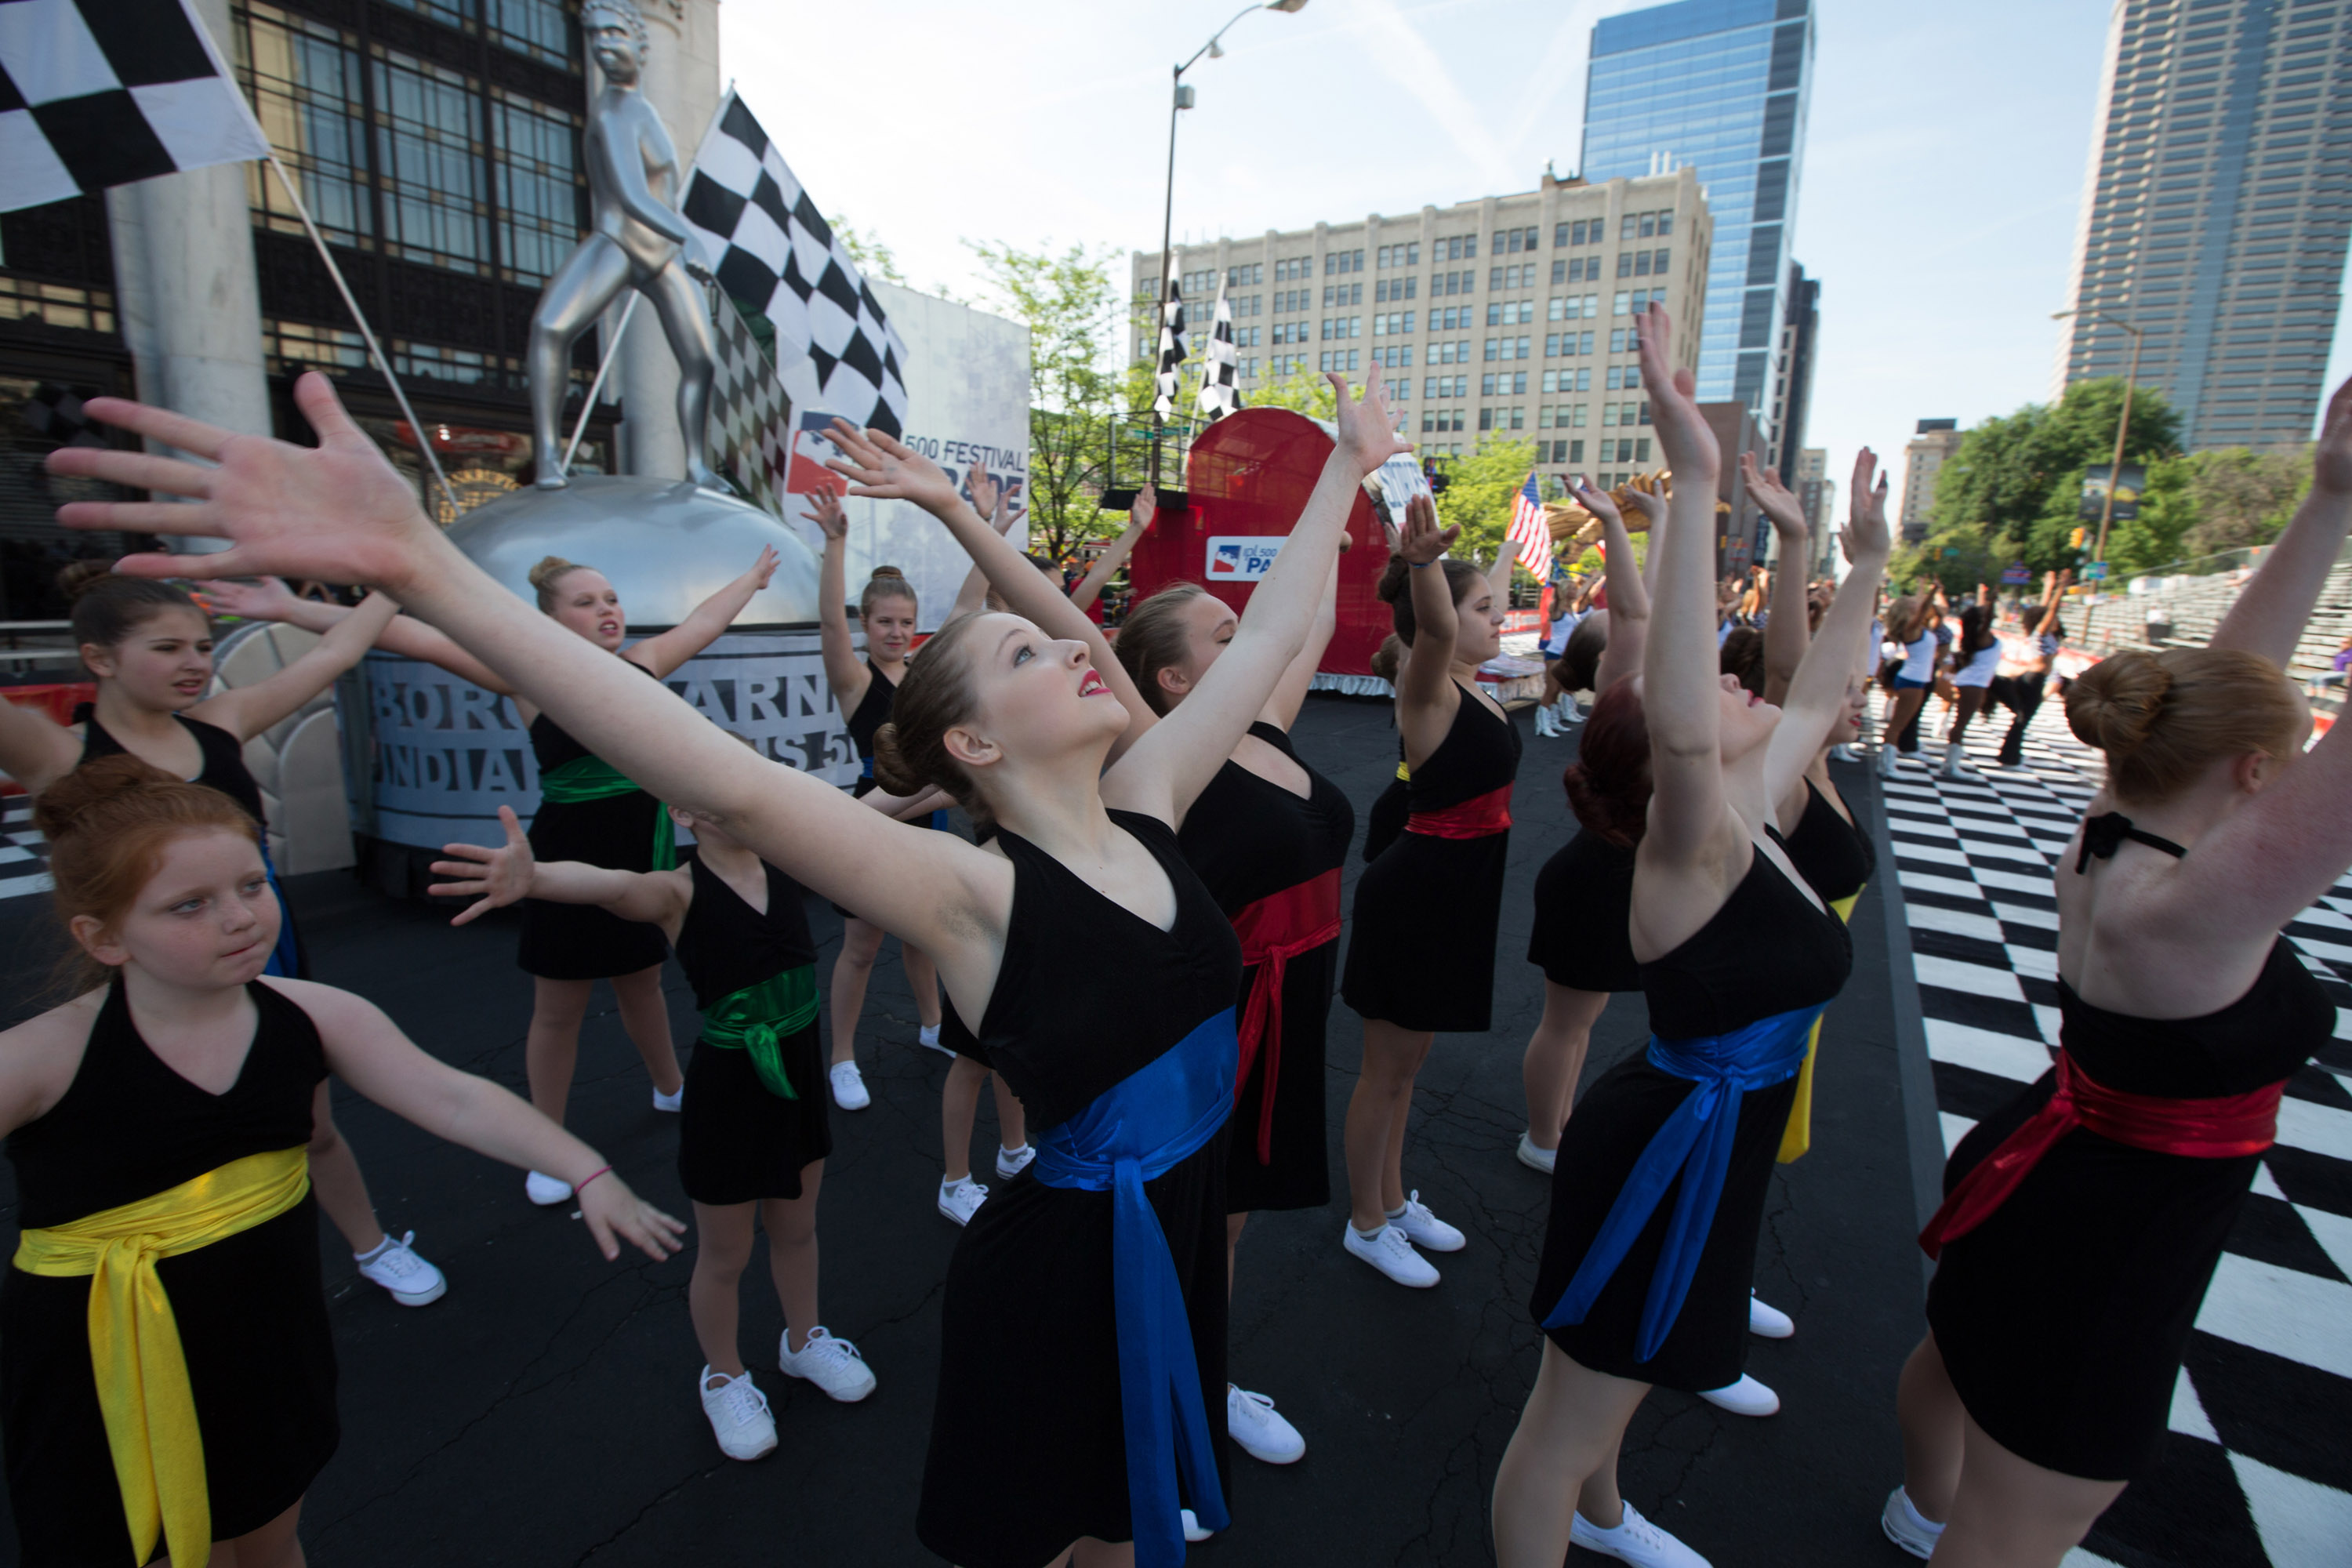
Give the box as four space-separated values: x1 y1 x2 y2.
994 1143 1036 1179
1515 1131 1558 1176
355 1231 447 1306
524 1170 573 1207
697 1367 777 1461
829 1061 870 1111
652 1083 684 1112
1388 1191 1466 1253
938 1176 989 1226
1569 1500 1712 1566
1880 1486 1945 1560
1748 1293 1794 1338
1227 1383 1305 1464
778 1326 877 1403
917 1023 952 1057
1180 1508 1214 1544
1342 1221 1439 1288
1697 1372 1780 1417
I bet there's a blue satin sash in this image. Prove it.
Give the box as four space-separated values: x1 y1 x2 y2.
1541 1004 1821 1362
1031 1007 1238 1567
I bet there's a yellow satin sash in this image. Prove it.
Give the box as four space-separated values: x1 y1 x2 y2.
13 1145 311 1567
1777 891 1862 1163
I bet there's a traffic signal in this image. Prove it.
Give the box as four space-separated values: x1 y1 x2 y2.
2069 527 2086 549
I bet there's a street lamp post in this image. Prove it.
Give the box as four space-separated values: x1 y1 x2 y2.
2053 307 2146 569
1149 0 1308 493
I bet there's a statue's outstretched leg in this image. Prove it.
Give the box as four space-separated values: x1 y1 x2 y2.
645 259 723 490
528 236 633 488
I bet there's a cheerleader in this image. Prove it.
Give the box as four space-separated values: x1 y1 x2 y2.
1114 557 1353 1468
1936 593 2000 779
1491 304 1885 1568
433 784 879 1464
1878 585 1947 775
1988 576 2069 768
52 366 1400 1567
1338 501 1516 1289
811 488 946 1110
1884 384 2352 1566
202 548 784 1205
0 568 456 1309
0 755 680 1568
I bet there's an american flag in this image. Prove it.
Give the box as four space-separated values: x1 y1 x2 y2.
1506 470 1552 580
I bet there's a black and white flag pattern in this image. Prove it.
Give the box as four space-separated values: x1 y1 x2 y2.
0 0 269 213
1198 282 1240 426
706 286 793 524
682 92 909 438
1154 276 1188 422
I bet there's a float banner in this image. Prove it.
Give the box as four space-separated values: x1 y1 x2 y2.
351 632 858 852
1206 536 1283 582
2078 464 2144 522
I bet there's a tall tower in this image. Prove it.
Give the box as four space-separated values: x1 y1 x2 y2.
2053 0 2352 450
1580 0 1813 446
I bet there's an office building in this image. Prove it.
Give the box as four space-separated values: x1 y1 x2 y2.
1135 165 1711 492
1901 419 1962 543
2053 0 2352 449
1793 445 1837 577
1769 263 1817 474
1581 0 1814 452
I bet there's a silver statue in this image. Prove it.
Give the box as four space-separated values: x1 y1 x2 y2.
528 0 718 490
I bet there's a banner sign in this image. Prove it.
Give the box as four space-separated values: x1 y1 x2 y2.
349 631 858 852
2001 562 2033 585
2078 463 2144 522
1206 535 1284 582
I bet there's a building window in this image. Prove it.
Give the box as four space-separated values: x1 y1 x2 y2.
241 5 372 249
492 93 579 282
1492 226 1537 254
488 0 571 66
1226 263 1263 288
1275 257 1308 281
1377 242 1420 268
1324 249 1363 274
372 49 492 273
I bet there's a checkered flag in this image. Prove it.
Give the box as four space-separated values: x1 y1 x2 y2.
1154 277 1188 422
681 92 909 438
707 289 794 520
1197 281 1240 426
0 0 269 212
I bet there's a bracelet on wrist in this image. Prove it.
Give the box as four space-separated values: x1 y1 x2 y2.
575 1164 613 1196
1407 558 1433 570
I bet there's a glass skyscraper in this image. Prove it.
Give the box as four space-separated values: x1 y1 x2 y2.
1581 0 1813 437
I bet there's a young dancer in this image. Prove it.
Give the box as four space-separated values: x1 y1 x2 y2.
1884 382 2352 1568
811 488 945 1110
1491 304 1883 1568
0 568 453 1309
52 365 1401 1568
432 786 877 1464
1939 591 2001 780
1115 558 1353 1468
1878 585 1945 776
1988 575 2068 769
201 547 783 1204
1338 504 1515 1289
0 755 681 1568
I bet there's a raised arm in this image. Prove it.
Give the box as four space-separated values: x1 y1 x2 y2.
950 461 1011 618
1069 488 1155 613
1765 450 1890 798
1264 554 1342 731
625 545 781 678
0 694 81 799
2210 376 2352 666
1105 372 1406 824
1588 481 1657 693
198 575 517 695
192 590 401 742
49 373 1011 975
429 804 690 934
808 490 869 706
1744 451 1811 704
1392 493 1466 733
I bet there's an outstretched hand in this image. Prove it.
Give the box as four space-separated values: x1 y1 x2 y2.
826 420 964 517
191 575 301 623
1328 371 1411 478
1127 485 1157 535
578 1173 688 1262
1630 303 1719 482
1396 492 1458 565
1573 476 1625 532
803 490 848 543
966 459 1000 523
1618 482 1667 533
429 806 535 926
1846 448 1891 564
738 544 782 591
1741 451 1805 535
47 371 438 591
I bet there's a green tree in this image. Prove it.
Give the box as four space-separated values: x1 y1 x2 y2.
829 216 907 285
2180 448 2309 555
1434 434 1540 578
1926 378 2183 575
967 240 1131 564
1249 363 1340 422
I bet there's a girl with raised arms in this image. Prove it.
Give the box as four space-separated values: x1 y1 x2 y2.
0 755 679 1568
0 568 457 1311
52 364 1403 1568
197 545 781 1207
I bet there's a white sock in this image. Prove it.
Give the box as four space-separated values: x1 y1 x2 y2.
353 1233 394 1264
1896 1489 1945 1536
1385 1202 1407 1221
1351 1221 1386 1241
1000 1143 1029 1157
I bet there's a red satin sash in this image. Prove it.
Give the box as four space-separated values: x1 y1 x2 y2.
1918 1051 2282 1259
1405 784 1514 840
1229 869 1344 1165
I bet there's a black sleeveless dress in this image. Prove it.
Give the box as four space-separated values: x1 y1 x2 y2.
1527 829 1639 993
674 855 833 1206
1927 936 2329 1480
2 981 337 1559
1343 687 1522 1031
842 659 896 800
517 662 671 980
75 707 307 980
1532 843 1852 1388
1781 778 1874 906
917 811 1241 1566
1178 721 1355 1214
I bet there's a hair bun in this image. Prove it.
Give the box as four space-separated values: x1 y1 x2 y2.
2066 649 2171 757
867 564 906 583
1369 633 1403 684
56 559 118 602
1375 554 1411 605
869 721 927 797
33 753 181 840
527 555 583 592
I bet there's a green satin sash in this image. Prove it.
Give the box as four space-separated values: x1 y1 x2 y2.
538 754 677 871
699 967 818 1099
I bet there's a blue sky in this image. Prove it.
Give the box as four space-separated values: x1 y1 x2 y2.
725 0 2346 520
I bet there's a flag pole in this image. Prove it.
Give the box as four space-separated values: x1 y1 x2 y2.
260 151 456 517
